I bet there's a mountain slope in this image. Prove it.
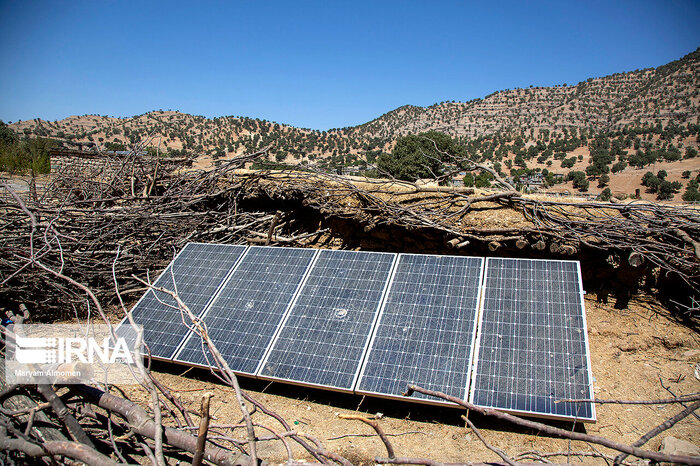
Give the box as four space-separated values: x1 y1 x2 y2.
8 48 700 171
348 47 700 140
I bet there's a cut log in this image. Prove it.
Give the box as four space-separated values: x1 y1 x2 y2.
628 251 644 267
533 240 546 250
447 238 461 248
560 245 578 255
74 385 246 466
488 241 501 252
515 238 529 249
266 211 281 245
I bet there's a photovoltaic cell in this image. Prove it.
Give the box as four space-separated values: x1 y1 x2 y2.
356 254 483 403
470 258 595 421
117 243 246 360
174 246 318 374
258 249 397 391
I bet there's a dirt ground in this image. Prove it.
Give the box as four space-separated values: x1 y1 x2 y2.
118 293 700 464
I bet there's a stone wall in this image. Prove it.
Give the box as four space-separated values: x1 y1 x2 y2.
50 151 122 180
49 149 189 180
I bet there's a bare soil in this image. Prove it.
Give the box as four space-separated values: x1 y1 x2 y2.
119 293 700 464
521 149 700 203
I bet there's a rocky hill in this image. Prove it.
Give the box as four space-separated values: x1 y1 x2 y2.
350 47 700 139
7 47 700 200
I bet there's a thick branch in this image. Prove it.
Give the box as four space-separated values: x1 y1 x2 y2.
73 385 248 466
0 434 117 466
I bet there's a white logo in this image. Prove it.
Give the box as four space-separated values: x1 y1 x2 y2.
4 324 143 385
14 335 134 364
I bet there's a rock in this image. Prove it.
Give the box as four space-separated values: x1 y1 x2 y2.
682 349 700 358
659 436 700 458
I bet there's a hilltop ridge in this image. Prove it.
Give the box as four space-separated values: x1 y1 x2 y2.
7 47 700 201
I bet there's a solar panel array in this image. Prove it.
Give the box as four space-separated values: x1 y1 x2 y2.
118 244 595 422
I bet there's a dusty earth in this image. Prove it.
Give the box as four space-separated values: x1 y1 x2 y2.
117 293 700 464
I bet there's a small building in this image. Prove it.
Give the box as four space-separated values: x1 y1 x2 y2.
451 171 468 187
517 172 545 191
341 166 361 177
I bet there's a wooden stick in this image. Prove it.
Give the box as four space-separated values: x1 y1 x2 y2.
338 414 395 459
192 392 213 466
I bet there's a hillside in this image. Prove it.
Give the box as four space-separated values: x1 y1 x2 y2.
7 47 700 200
349 47 700 139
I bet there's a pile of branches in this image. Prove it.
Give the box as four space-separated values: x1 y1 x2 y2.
239 170 700 297
0 147 314 319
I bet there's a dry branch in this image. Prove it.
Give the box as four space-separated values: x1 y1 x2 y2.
338 413 395 459
404 384 700 465
73 385 248 466
192 392 213 466
0 431 119 466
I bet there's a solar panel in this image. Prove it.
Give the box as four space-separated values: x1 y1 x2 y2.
174 246 318 374
469 258 595 421
117 243 247 360
356 254 484 404
257 249 397 391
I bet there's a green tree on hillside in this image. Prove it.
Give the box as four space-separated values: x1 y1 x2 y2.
611 161 627 173
0 121 18 147
567 170 589 191
657 180 682 200
474 171 494 188
561 157 576 168
597 173 610 187
462 173 475 187
0 121 54 175
682 180 700 202
26 137 54 174
642 171 660 192
377 131 465 181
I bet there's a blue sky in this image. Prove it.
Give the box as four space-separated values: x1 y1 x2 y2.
1 1 698 130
